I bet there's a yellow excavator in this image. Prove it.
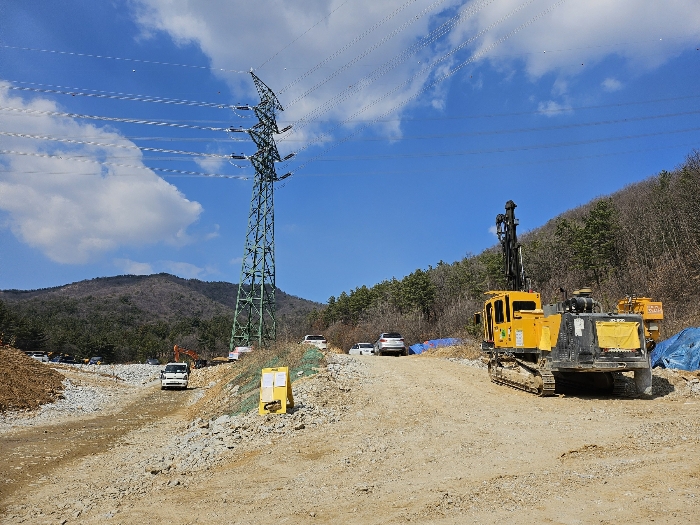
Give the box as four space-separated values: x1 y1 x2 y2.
478 201 658 396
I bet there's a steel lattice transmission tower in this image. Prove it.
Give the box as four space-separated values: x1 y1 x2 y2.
230 72 292 349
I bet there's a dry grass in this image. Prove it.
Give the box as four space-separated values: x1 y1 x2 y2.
185 342 327 419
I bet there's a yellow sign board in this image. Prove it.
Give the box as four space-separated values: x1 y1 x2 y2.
596 321 641 350
259 367 294 415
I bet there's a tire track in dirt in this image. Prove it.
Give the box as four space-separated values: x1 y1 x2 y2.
0 386 186 513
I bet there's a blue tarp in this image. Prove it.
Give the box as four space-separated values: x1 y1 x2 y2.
650 327 700 371
409 338 462 355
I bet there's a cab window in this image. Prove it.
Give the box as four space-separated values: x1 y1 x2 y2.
495 300 505 324
513 300 537 312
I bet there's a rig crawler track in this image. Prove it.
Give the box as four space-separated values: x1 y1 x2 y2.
488 356 556 397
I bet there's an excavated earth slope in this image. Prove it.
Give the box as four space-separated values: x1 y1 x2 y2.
0 348 63 411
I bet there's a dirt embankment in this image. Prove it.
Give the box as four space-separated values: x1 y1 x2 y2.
1 355 699 524
0 348 63 412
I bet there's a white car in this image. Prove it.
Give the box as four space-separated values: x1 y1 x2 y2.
349 343 374 356
26 351 49 363
374 332 407 356
161 362 189 390
301 335 328 351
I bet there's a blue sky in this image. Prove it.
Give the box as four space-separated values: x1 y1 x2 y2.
0 0 699 303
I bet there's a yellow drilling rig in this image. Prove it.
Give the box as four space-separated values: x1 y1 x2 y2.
477 200 656 396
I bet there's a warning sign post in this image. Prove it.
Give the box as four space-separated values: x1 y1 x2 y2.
259 367 294 415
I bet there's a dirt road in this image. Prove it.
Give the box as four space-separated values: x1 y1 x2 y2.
2 356 699 524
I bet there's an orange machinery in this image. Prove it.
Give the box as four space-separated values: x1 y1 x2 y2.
173 345 207 368
617 296 663 348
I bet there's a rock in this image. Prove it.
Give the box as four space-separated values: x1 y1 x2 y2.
294 423 305 430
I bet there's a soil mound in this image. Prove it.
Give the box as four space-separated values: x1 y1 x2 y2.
0 347 64 412
418 343 482 359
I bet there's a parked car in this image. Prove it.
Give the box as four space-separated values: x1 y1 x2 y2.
88 356 105 365
349 343 375 356
26 351 49 363
300 335 328 351
374 332 407 356
145 358 160 365
49 354 78 364
161 362 189 390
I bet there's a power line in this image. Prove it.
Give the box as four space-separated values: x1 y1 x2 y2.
290 109 700 142
9 108 688 145
286 0 451 106
288 0 560 173
0 105 231 131
0 149 248 179
3 141 697 178
0 44 248 73
0 131 239 158
281 0 534 149
1 80 248 110
257 0 354 70
279 0 422 94
286 0 497 112
293 126 700 161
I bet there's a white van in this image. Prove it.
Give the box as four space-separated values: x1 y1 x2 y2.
161 362 189 390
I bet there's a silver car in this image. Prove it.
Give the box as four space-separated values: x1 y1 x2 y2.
374 332 407 356
349 343 374 356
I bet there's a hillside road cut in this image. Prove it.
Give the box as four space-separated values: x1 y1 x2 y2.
1 355 699 524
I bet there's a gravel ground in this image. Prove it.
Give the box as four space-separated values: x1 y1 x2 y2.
0 364 163 433
62 363 164 385
134 354 368 474
2 354 700 524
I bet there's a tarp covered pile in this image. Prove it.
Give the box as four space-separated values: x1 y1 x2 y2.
409 338 462 355
650 327 700 371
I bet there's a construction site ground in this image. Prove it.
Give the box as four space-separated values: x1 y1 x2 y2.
1 354 699 524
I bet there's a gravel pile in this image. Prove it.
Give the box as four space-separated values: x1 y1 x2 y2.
0 378 122 431
448 357 488 369
136 354 368 474
0 364 164 432
65 363 163 385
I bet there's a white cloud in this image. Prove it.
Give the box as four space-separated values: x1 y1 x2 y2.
602 77 623 92
537 100 572 117
114 258 154 275
205 224 220 240
131 0 700 143
464 0 700 78
0 84 203 263
131 0 465 144
162 260 205 279
114 258 219 279
488 224 498 237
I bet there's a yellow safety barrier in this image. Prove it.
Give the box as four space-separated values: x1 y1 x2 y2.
259 366 294 415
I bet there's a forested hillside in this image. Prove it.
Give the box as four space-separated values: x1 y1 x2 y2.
0 274 319 362
312 151 700 350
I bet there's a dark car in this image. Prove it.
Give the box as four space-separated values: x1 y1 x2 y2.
88 356 105 365
145 358 160 365
50 355 78 364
